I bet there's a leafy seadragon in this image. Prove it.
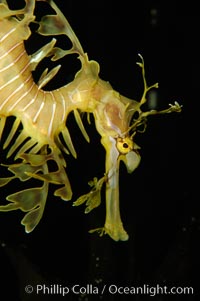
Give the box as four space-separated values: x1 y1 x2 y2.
0 0 181 241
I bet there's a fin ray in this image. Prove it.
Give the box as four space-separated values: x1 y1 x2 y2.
6 131 28 158
3 118 21 149
74 109 90 142
61 127 77 158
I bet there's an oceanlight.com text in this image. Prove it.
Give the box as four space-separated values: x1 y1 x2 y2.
24 283 194 297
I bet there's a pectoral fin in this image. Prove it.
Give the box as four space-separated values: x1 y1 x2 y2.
120 151 141 173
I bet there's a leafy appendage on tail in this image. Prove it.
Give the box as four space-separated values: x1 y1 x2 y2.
0 144 73 232
0 153 49 233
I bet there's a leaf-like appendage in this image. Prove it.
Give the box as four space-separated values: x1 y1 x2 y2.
20 153 52 166
0 183 48 233
38 15 65 36
73 176 106 213
6 187 43 211
8 163 42 181
0 161 42 188
26 167 72 199
54 185 72 201
21 207 44 233
0 177 15 187
37 0 85 58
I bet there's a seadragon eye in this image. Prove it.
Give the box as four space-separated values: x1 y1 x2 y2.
116 137 134 154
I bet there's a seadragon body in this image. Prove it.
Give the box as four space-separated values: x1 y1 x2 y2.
0 0 181 241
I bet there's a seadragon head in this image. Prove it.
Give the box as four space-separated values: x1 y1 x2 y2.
73 54 181 241
88 87 142 241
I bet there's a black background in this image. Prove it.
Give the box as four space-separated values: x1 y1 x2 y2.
0 0 199 300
